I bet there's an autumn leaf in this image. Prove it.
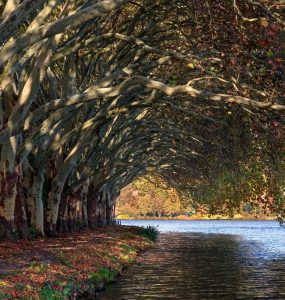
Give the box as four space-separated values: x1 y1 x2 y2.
260 18 269 27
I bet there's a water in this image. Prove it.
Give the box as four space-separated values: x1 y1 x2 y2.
121 220 285 255
101 220 285 299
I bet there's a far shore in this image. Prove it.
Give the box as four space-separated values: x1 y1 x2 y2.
116 214 277 221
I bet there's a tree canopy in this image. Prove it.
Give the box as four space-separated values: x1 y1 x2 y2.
0 0 284 239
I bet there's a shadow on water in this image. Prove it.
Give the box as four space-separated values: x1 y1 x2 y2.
100 233 285 300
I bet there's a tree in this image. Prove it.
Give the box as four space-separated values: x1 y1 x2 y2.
0 0 284 239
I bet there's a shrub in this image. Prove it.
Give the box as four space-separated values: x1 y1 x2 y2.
140 225 159 241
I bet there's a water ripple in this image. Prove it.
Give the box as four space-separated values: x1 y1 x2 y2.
101 221 285 300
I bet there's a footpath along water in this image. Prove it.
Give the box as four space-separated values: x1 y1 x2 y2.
101 220 285 299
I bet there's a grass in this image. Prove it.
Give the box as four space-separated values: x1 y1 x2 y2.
89 267 117 284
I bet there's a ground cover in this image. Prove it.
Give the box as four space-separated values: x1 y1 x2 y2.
0 226 153 299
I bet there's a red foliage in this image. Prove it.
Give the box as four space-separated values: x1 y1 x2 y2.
0 226 152 299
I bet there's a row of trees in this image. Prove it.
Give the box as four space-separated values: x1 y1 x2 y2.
0 0 284 239
117 177 185 218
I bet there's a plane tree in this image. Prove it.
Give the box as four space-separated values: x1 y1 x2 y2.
0 0 284 239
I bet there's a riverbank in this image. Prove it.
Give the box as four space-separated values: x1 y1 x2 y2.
0 226 153 299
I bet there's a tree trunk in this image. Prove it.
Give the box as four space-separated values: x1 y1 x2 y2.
87 185 98 229
46 185 62 236
106 202 113 226
68 192 76 231
82 196 88 227
30 173 45 236
14 178 28 238
0 171 17 240
97 193 107 227
75 193 82 228
57 189 69 233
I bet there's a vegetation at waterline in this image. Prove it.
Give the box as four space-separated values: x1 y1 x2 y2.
0 226 153 299
140 225 159 241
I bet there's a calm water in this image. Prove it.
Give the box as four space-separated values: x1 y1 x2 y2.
101 220 285 299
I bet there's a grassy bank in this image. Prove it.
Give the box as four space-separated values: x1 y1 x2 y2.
0 226 154 299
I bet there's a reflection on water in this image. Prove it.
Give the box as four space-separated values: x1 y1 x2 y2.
101 221 285 300
122 220 285 255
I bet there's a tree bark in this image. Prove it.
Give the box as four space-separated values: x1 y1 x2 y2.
0 171 17 240
15 178 28 238
45 185 62 236
106 202 113 225
97 192 107 227
87 185 98 229
30 172 45 236
57 189 68 233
